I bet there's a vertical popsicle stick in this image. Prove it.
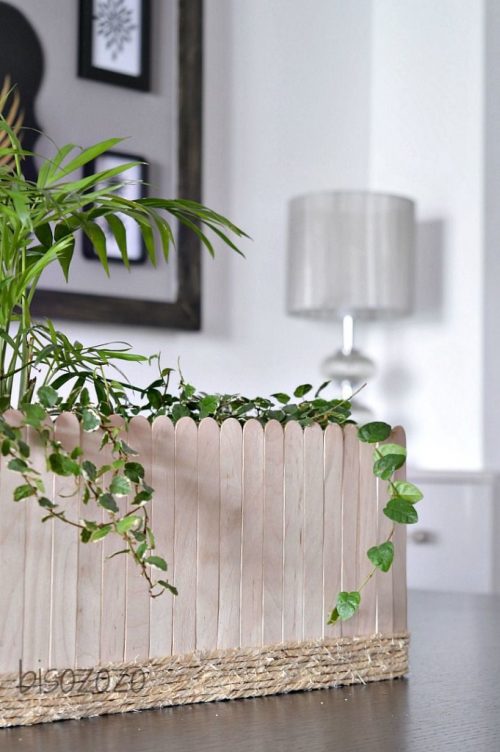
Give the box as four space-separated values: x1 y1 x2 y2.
150 416 175 658
303 424 324 640
340 424 360 637
76 424 103 668
172 417 197 655
323 424 343 638
100 415 126 664
124 416 151 661
51 413 80 669
263 420 284 645
392 426 407 632
283 421 304 642
0 410 25 672
375 431 396 635
23 423 53 670
241 420 264 648
217 419 242 649
196 418 220 651
356 438 378 637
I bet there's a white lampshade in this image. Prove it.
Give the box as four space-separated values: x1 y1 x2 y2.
287 191 416 320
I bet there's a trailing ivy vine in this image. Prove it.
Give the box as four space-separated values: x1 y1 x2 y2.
0 370 423 618
1 389 177 597
327 421 423 624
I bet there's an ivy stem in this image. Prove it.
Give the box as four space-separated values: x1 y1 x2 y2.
2 414 171 598
357 525 395 594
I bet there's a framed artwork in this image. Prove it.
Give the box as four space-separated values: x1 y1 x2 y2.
78 0 151 91
82 151 148 265
31 0 203 330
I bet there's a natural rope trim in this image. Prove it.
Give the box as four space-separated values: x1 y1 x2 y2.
0 633 409 728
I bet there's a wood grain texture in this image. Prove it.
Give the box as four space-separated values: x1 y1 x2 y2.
150 416 175 658
340 424 360 637
391 426 407 633
376 430 397 635
262 421 284 645
76 425 103 668
51 413 80 669
241 420 264 648
6 593 494 752
172 418 198 655
0 410 26 672
22 424 53 669
218 419 242 650
303 424 324 640
124 417 151 662
196 418 220 651
100 415 127 664
0 416 406 681
283 421 304 642
323 424 343 639
356 439 378 637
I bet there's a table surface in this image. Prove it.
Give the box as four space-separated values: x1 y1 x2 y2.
2 590 499 751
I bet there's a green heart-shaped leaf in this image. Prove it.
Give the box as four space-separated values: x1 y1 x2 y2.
357 422 392 443
392 480 423 503
376 443 407 458
384 498 418 524
373 454 406 480
110 475 131 497
336 591 361 621
82 408 100 432
367 541 394 572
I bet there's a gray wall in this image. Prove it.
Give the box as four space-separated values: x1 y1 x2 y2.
12 0 178 301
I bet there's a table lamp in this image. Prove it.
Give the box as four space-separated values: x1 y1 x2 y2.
287 191 415 414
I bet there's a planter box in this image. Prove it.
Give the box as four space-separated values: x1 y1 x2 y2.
0 414 408 727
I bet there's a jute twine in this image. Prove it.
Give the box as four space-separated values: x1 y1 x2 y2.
0 633 409 727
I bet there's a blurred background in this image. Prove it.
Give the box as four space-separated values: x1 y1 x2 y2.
4 0 500 595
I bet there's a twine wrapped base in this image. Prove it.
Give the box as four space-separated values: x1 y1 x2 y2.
0 633 409 728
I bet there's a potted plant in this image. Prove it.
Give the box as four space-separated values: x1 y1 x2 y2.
0 109 422 727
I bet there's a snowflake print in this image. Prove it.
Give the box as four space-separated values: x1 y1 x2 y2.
94 0 137 60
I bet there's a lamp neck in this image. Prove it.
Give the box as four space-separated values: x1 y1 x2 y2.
342 314 354 355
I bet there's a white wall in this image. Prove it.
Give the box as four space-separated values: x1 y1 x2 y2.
367 0 485 469
53 1 374 397
47 0 487 471
484 0 500 471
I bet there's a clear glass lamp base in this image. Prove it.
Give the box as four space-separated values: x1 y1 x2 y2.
321 347 376 423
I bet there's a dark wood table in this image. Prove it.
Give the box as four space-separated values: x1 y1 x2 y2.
2 590 499 751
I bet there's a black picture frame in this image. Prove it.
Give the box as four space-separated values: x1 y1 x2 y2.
82 150 148 266
33 0 203 331
78 0 151 91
